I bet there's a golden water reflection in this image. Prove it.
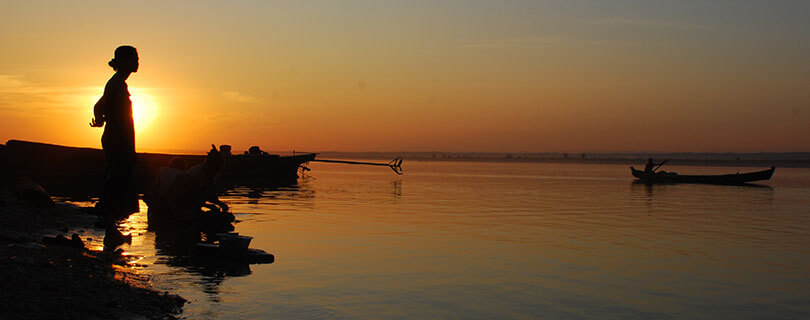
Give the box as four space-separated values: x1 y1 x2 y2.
73 162 810 319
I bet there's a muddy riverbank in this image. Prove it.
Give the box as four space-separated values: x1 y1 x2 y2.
0 188 186 320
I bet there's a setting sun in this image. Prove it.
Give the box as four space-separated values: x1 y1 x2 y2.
129 88 159 135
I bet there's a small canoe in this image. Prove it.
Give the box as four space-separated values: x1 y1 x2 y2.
630 166 775 185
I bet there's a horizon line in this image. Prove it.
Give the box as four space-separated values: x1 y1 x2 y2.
4 139 810 156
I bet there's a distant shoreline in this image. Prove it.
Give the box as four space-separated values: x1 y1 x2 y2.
311 152 810 168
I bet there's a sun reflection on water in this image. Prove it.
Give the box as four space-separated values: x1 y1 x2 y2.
115 200 152 268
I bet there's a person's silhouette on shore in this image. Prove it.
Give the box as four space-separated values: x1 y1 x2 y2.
90 45 140 247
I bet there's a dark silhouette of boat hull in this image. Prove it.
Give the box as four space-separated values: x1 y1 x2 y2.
630 166 775 185
0 140 315 197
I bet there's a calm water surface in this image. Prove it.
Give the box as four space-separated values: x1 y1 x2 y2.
114 161 810 319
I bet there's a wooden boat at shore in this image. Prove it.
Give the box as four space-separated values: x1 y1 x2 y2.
0 139 315 197
630 166 775 185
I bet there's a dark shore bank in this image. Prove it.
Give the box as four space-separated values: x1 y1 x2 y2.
0 187 185 320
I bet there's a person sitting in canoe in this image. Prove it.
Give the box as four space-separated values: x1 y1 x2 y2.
644 158 668 175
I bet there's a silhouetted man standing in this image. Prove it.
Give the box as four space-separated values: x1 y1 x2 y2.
90 45 140 247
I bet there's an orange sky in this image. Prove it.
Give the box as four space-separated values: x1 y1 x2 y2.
1 1 809 153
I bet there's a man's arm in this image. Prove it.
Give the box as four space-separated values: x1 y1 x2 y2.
89 96 106 127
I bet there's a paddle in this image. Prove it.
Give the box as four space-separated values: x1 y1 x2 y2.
310 157 404 175
653 159 669 172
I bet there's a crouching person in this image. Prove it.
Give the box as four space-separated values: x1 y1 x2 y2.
145 157 197 228
188 145 230 210
186 145 234 227
146 145 233 230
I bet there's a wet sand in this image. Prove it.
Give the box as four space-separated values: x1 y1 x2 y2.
0 188 185 320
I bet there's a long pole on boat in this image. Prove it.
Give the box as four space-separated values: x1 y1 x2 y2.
310 157 404 174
